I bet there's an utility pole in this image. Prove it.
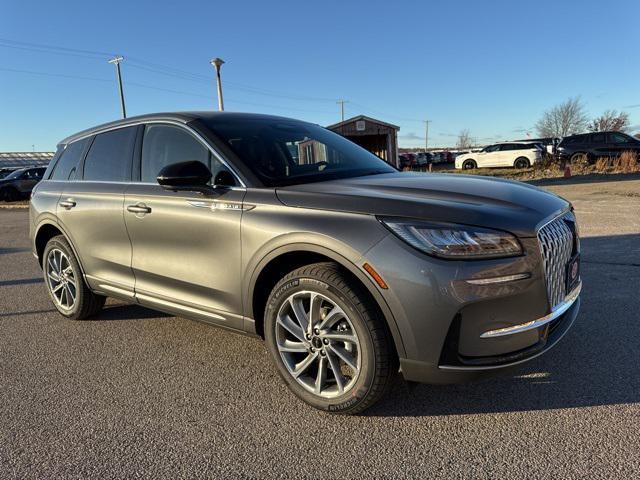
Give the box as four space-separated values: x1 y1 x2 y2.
108 56 127 119
210 58 225 111
336 99 349 122
423 120 432 152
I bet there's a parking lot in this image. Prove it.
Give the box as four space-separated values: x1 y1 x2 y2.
1 176 639 478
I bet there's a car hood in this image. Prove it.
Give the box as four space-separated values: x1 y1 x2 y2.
275 172 570 237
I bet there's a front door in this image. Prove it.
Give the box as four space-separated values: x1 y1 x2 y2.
125 123 246 329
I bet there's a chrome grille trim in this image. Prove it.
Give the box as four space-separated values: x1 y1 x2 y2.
537 212 576 308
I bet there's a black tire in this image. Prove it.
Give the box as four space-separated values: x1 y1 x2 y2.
1 187 19 202
514 157 530 169
42 235 106 320
462 159 477 170
264 262 398 414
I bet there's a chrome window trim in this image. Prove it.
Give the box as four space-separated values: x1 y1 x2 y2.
60 119 247 188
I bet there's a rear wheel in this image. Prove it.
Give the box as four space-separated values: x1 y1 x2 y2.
264 262 397 414
43 235 105 320
462 159 477 170
514 157 530 169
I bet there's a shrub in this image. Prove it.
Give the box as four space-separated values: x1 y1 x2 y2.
618 150 639 173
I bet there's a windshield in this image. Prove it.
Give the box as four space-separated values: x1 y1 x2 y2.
205 117 396 187
4 169 25 180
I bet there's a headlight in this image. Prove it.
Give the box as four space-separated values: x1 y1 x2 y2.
379 218 522 259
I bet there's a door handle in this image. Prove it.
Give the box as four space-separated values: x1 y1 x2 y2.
127 204 152 214
59 199 76 209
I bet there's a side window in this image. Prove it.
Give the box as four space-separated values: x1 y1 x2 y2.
141 124 210 183
50 138 88 181
608 132 630 144
83 126 137 182
485 145 500 153
591 133 605 144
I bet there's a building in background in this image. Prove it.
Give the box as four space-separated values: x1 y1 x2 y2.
0 152 54 169
327 115 400 168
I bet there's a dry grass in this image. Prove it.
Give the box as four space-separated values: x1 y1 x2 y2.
594 151 639 173
406 151 640 181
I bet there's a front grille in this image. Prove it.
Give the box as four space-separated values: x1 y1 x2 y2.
537 212 577 308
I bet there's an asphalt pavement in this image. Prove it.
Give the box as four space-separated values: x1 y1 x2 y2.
1 177 639 479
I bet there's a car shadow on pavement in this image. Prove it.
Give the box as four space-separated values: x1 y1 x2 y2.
96 303 172 321
0 277 43 287
529 172 640 187
365 233 640 417
0 247 31 255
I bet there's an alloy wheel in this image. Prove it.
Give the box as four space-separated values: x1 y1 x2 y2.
275 291 361 398
46 248 77 311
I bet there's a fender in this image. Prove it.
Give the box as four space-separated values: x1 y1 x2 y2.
244 240 407 358
33 218 87 278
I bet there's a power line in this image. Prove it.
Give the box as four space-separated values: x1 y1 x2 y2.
0 66 337 115
0 37 428 123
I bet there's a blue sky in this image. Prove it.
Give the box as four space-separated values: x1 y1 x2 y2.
2 0 639 151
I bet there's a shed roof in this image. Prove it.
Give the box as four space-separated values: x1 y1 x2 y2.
326 115 400 131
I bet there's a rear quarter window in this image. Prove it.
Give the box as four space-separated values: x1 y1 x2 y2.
50 138 89 181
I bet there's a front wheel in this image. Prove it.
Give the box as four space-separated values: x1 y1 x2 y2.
43 235 106 320
264 262 397 414
462 159 477 170
0 187 18 202
514 157 530 169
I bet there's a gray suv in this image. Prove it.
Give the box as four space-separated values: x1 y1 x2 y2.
30 112 582 414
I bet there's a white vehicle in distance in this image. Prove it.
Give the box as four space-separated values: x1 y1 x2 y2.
455 142 541 170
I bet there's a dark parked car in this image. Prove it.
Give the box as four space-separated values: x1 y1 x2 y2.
0 167 20 179
0 166 46 201
30 112 581 414
557 131 640 163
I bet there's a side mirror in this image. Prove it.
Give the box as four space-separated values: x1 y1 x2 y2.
157 161 212 192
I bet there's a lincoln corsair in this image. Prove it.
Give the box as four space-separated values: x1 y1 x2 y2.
30 112 581 414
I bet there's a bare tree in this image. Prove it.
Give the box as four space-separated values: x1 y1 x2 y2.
588 110 630 132
535 97 588 137
457 129 473 149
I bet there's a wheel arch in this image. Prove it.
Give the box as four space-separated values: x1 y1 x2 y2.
247 243 406 358
34 221 85 274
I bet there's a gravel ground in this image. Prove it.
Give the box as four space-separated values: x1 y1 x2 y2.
1 177 639 479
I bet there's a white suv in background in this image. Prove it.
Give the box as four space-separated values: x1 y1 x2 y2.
455 142 541 170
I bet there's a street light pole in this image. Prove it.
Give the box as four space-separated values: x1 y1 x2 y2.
423 120 432 152
210 58 225 111
108 56 126 118
337 99 349 122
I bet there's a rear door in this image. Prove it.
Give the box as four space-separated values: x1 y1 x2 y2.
589 133 609 158
124 123 245 329
56 126 139 298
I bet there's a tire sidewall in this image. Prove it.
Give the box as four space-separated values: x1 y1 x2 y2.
264 274 377 413
515 157 529 168
43 236 84 318
463 159 476 170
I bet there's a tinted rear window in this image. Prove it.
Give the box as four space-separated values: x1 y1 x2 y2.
83 127 137 182
51 139 89 181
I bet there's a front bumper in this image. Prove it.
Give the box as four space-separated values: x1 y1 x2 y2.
363 232 580 384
